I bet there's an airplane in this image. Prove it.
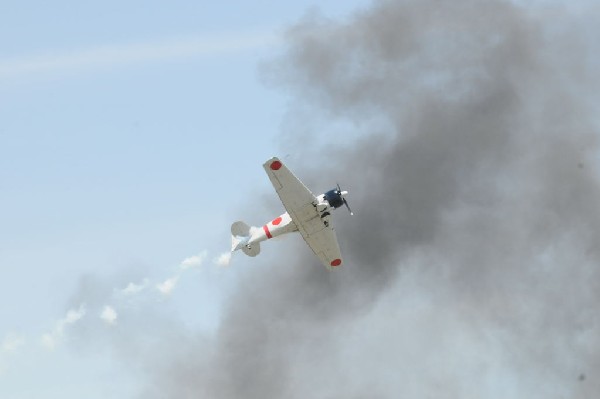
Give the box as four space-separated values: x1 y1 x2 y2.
230 156 352 270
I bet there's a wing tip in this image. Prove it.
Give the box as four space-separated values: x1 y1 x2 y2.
264 157 283 171
264 156 280 165
322 257 343 270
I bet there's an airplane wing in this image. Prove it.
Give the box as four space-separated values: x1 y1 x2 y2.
263 157 343 270
296 218 343 270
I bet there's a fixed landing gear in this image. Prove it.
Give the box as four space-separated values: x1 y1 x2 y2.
313 201 331 227
321 211 331 227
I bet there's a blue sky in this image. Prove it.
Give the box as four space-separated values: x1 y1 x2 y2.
3 1 600 397
0 1 369 397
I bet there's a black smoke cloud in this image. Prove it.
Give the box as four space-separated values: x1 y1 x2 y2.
142 1 600 397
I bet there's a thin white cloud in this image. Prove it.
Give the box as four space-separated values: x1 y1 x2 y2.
41 304 86 351
100 306 118 325
0 31 278 82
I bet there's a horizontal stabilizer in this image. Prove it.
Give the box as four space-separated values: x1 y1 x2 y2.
231 220 260 257
231 221 251 237
242 243 260 257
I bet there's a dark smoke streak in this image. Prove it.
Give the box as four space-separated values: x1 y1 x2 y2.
144 1 600 397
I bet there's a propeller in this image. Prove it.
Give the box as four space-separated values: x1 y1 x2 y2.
336 183 354 215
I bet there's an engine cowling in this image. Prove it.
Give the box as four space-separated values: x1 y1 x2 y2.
324 188 344 209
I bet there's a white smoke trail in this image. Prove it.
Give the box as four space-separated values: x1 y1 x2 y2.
155 251 208 297
156 276 179 296
100 306 118 325
1 333 25 354
40 304 86 351
214 252 232 267
0 332 26 374
119 279 150 296
180 251 207 270
1 249 222 375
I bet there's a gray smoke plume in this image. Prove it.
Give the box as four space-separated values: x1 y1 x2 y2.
142 1 600 397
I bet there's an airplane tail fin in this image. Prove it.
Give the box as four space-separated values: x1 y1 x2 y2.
231 221 261 257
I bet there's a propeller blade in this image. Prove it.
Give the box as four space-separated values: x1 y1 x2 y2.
336 182 353 215
343 198 354 216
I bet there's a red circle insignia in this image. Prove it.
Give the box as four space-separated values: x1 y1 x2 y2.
272 217 283 225
270 160 282 170
330 259 342 267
